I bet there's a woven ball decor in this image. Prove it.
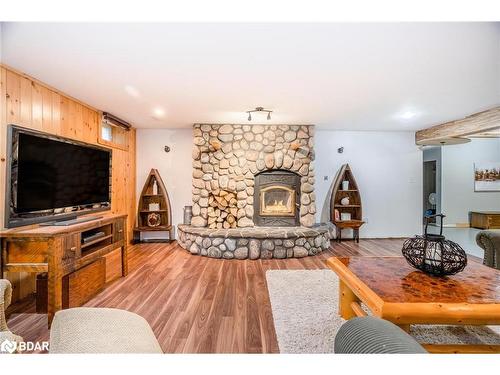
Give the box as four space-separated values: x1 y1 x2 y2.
402 214 467 276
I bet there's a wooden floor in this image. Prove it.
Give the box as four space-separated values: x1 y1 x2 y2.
7 239 406 353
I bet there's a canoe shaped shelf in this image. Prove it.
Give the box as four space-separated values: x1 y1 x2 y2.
133 169 174 243
330 163 365 242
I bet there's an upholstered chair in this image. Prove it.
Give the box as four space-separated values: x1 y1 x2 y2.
476 230 500 270
50 307 163 353
0 279 24 353
334 316 427 354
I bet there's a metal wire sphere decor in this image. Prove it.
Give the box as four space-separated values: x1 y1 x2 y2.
402 214 467 276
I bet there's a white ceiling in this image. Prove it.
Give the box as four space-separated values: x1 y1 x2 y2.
1 22 499 130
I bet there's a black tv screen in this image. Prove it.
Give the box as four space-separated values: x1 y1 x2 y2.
6 126 111 227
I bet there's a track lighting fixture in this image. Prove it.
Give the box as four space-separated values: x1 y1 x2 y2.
246 107 273 121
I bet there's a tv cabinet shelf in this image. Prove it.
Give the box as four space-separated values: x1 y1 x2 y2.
82 234 112 247
81 234 113 255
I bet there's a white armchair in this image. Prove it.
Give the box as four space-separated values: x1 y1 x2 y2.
0 279 23 353
0 279 14 332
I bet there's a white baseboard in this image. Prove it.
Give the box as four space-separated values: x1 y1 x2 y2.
442 223 470 228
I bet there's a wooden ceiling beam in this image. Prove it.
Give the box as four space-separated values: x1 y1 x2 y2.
415 106 500 145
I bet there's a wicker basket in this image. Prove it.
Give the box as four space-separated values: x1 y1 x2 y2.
402 214 467 276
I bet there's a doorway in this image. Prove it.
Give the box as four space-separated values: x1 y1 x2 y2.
423 160 437 224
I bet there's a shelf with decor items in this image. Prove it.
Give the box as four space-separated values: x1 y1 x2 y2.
330 163 365 242
133 169 174 243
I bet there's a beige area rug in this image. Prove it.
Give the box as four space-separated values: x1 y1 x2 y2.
266 269 500 353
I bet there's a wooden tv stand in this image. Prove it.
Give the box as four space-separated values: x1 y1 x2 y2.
0 213 128 327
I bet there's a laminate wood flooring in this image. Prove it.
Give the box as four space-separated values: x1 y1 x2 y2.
7 239 411 353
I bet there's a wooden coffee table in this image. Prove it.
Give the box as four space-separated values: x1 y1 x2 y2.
326 256 500 353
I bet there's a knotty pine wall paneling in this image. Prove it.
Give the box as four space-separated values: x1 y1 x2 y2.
1 65 136 301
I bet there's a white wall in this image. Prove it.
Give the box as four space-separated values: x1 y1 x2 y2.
315 130 422 238
441 138 500 225
136 128 192 239
136 128 423 239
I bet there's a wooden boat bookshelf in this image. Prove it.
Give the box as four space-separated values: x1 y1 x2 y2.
133 169 173 243
330 164 365 242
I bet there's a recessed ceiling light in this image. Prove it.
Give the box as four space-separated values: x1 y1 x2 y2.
399 110 418 120
124 85 140 98
152 107 166 119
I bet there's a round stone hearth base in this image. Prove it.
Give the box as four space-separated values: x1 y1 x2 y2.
177 224 334 259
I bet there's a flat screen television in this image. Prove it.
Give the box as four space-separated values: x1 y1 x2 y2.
5 125 112 227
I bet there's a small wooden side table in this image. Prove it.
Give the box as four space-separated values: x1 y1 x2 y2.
132 225 174 244
333 220 364 243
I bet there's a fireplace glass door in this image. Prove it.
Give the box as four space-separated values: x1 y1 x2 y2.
260 186 295 217
253 170 300 226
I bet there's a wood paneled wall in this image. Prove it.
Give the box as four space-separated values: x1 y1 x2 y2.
1 65 136 301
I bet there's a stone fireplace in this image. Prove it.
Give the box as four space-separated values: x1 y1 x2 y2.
189 124 316 228
177 123 332 259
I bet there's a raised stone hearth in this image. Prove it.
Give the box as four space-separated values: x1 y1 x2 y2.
178 224 333 259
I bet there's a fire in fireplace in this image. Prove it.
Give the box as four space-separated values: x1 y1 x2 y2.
260 186 295 216
254 170 300 227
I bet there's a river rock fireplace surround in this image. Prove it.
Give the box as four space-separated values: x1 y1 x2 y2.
177 123 331 259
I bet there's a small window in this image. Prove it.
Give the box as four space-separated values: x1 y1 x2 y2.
101 122 113 142
98 120 129 150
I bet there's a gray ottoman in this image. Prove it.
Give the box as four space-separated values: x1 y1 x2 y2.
49 307 162 353
334 317 427 354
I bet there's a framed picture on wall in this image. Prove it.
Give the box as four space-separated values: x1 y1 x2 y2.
474 162 500 192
